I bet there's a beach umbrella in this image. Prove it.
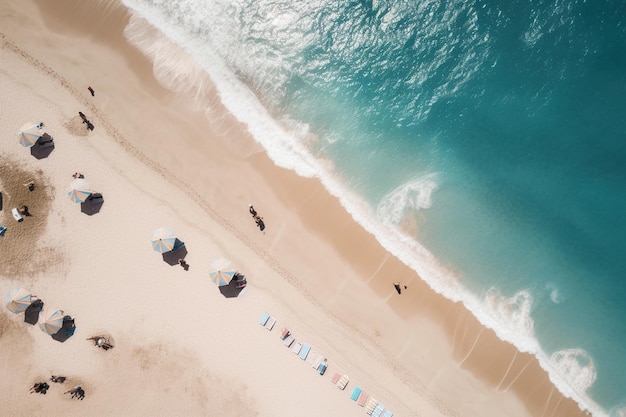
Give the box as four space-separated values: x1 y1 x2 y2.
209 257 237 286
39 308 64 335
152 226 177 253
67 178 92 203
17 122 42 147
5 287 33 314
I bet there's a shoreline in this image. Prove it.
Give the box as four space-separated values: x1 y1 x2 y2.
0 1 596 416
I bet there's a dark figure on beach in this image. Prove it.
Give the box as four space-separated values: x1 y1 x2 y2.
20 206 31 216
178 258 189 271
30 382 50 394
249 204 257 217
72 172 84 179
30 299 44 311
51 375 66 383
65 386 85 400
88 86 95 96
61 316 76 336
255 216 265 232
394 282 402 295
79 111 87 122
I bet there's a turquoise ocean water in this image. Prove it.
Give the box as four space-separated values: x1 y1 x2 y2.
121 0 626 414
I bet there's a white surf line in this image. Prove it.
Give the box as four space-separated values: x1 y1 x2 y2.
501 356 534 393
458 327 484 367
496 350 519 390
540 386 556 417
450 307 463 357
367 253 391 284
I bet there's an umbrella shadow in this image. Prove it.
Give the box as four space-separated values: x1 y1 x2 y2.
30 135 55 159
80 193 104 215
162 240 187 266
24 300 44 325
219 275 247 298
51 317 76 343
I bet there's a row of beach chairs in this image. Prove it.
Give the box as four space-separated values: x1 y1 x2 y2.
258 312 393 417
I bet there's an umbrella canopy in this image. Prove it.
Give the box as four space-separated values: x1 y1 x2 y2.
17 122 42 147
5 287 33 314
39 308 65 335
152 227 177 253
209 257 237 287
67 179 92 203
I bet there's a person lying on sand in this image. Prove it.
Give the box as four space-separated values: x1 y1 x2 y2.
50 375 66 383
87 335 114 350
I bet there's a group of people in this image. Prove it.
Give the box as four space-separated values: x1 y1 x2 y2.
30 376 84 400
248 205 266 232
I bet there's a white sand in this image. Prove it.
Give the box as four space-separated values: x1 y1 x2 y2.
0 1 591 417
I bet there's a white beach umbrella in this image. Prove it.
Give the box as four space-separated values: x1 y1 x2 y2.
67 178 92 203
209 257 237 287
17 122 42 147
152 226 177 253
39 308 65 335
4 287 33 314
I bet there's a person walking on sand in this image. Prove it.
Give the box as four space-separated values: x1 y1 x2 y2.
249 204 257 217
88 86 95 96
394 282 402 294
65 385 85 400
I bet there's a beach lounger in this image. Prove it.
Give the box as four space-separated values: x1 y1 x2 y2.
365 398 378 415
372 403 385 417
11 208 23 222
291 342 302 354
311 354 325 369
283 335 294 347
317 361 327 375
264 316 276 331
350 387 362 401
381 410 393 417
336 375 349 390
330 373 340 384
357 391 369 406
299 344 311 360
0 226 6 236
259 312 270 326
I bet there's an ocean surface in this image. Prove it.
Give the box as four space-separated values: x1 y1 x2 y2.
120 0 626 415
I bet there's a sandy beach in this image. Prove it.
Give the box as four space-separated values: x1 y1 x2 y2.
0 1 591 416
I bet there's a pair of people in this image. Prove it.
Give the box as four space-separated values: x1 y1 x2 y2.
249 205 265 231
30 382 49 395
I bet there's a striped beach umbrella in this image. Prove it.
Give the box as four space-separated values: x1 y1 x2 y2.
152 227 177 253
39 308 64 335
209 257 237 286
17 122 42 147
67 178 92 203
5 287 33 314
